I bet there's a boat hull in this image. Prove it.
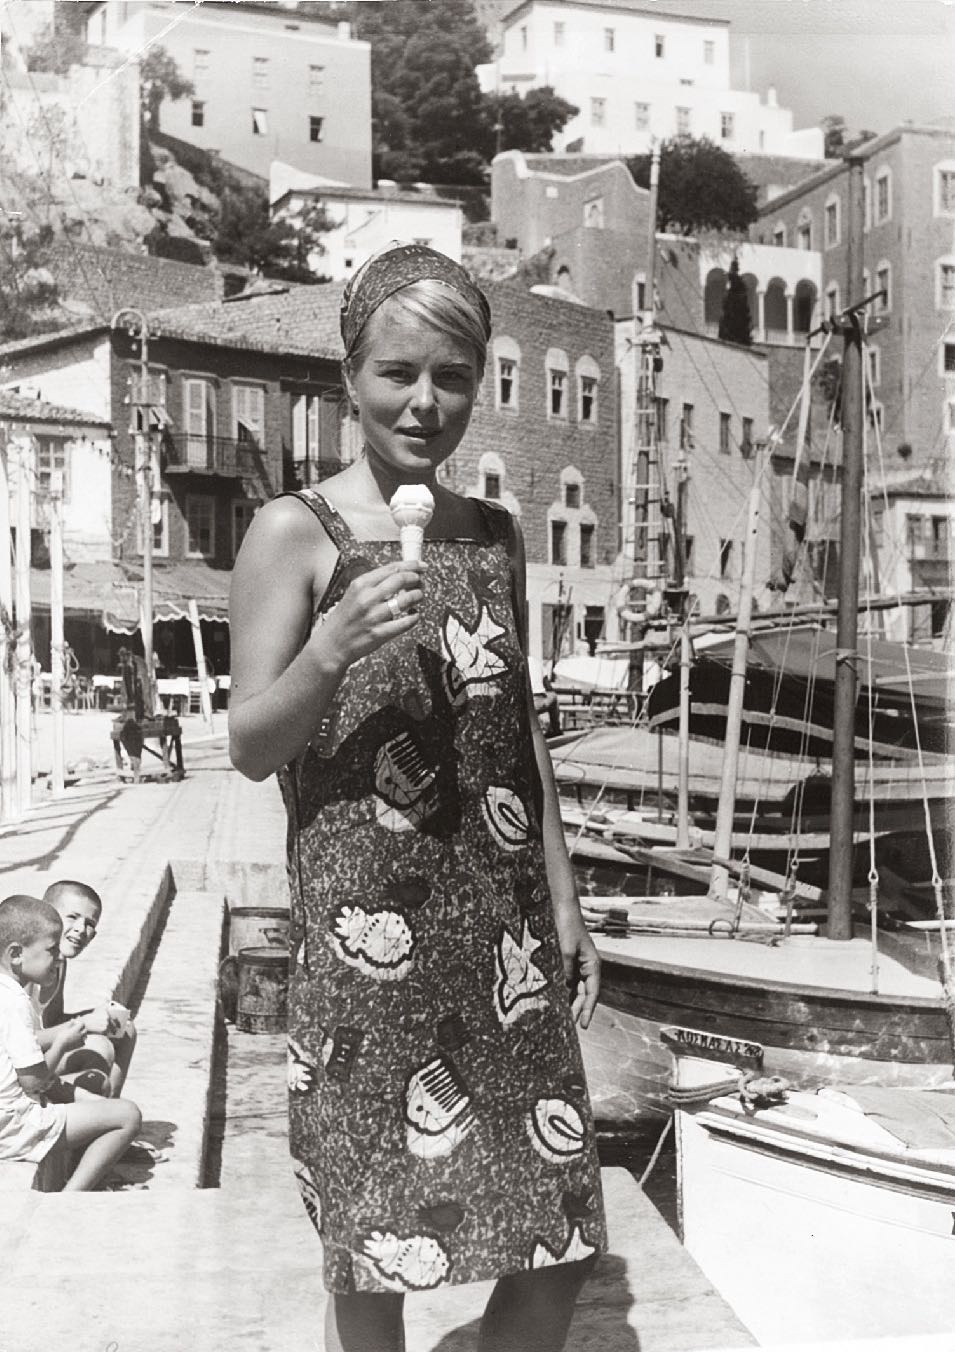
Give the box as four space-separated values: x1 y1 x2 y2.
676 1090 955 1341
581 945 954 1125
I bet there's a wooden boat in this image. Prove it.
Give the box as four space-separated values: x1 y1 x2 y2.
665 1026 955 1342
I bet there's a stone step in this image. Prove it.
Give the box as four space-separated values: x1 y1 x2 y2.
109 889 226 1190
0 1167 755 1352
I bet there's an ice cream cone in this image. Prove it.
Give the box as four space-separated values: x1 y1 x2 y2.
389 485 435 563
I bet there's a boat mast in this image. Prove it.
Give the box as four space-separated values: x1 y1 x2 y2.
827 155 866 940
708 442 766 901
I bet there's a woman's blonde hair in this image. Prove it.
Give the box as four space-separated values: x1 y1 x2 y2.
345 278 489 380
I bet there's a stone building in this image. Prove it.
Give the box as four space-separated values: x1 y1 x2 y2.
753 123 955 479
84 0 372 188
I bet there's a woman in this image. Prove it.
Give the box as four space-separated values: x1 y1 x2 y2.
229 244 607 1352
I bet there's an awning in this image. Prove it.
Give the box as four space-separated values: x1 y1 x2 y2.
28 559 231 633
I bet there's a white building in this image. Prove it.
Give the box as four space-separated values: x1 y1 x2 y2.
478 0 823 159
270 164 463 280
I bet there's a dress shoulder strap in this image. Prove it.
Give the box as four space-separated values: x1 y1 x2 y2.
277 489 354 550
472 497 513 548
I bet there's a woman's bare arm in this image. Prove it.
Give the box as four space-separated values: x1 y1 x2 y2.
228 496 422 781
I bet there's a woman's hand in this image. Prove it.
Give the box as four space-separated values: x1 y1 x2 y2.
554 904 601 1028
315 559 424 669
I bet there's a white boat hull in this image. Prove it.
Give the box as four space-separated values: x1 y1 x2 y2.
676 1086 955 1342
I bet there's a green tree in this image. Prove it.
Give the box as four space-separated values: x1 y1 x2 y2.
22 19 87 74
486 86 578 157
0 221 65 341
140 46 194 132
628 136 758 235
717 256 752 346
214 188 330 283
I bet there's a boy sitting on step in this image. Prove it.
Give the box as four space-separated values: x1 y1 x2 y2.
0 893 141 1190
33 880 138 1098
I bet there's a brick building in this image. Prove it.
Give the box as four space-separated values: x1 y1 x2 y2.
449 281 619 662
753 123 955 478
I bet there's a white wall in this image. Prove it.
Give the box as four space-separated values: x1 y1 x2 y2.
279 189 463 279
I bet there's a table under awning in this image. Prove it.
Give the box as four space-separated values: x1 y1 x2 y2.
29 559 231 633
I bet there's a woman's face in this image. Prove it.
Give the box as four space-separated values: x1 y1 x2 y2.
346 297 480 481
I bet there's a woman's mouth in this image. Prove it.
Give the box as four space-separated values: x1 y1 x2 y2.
398 427 438 441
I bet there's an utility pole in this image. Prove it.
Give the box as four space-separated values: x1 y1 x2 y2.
111 308 155 674
49 469 65 796
0 435 16 821
13 435 32 816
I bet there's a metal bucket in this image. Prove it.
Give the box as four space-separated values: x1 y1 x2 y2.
235 946 289 1034
228 906 290 957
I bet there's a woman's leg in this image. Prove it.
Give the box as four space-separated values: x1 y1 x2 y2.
57 1095 142 1191
478 1258 596 1352
324 1292 405 1352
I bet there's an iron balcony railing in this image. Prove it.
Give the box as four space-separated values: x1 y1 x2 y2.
163 434 262 477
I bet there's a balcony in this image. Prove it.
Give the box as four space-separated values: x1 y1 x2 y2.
163 434 262 478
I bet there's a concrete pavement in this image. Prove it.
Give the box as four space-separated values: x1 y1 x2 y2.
0 740 757 1352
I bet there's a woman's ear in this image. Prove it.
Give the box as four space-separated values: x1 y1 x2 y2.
342 362 359 417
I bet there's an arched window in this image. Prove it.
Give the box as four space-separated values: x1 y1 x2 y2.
545 347 569 420
477 451 506 502
793 279 817 333
796 208 812 250
772 222 787 247
493 336 520 413
575 355 600 425
934 160 955 217
825 282 840 319
764 277 787 333
937 256 955 311
704 268 725 326
875 259 891 313
824 193 841 249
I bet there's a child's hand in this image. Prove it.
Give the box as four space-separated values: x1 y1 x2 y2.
59 1017 87 1051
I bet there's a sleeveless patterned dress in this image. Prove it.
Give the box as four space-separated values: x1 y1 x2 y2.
278 489 607 1295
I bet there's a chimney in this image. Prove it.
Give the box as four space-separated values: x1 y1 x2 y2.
337 20 351 40
766 86 778 108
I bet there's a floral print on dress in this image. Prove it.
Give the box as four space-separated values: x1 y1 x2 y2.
278 490 607 1294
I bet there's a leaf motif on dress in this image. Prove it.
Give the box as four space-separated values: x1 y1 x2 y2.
529 1223 597 1270
360 1229 452 1291
330 904 415 981
526 1096 586 1163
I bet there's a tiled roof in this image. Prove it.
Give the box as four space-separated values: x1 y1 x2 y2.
0 323 107 361
0 388 110 428
150 282 347 360
46 244 223 322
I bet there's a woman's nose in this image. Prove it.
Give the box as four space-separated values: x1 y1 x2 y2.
409 374 436 412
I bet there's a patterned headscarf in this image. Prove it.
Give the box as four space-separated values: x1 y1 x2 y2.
339 243 491 359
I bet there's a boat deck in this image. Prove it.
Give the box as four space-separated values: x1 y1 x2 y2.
595 930 944 1000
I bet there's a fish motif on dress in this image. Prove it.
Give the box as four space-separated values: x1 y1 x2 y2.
405 1054 476 1158
526 1096 586 1164
493 920 549 1026
330 904 415 980
482 786 531 852
529 1223 597 1270
374 730 440 832
288 1036 318 1094
293 1158 322 1232
360 1229 451 1291
441 605 508 707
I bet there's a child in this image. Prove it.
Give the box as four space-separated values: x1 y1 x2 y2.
0 894 141 1191
34 880 137 1098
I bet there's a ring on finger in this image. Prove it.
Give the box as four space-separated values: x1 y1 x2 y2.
387 593 403 621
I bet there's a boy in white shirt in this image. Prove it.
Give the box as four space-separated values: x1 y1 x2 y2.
34 880 137 1097
0 893 141 1190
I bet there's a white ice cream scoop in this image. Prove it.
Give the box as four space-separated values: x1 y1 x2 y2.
389 484 435 562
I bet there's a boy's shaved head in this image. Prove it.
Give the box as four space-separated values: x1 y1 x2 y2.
43 880 103 915
0 894 61 951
